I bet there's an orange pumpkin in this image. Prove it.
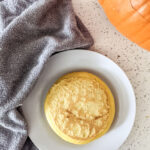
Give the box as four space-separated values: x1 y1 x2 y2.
98 0 150 51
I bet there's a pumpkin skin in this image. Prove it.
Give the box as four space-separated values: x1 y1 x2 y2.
98 0 150 51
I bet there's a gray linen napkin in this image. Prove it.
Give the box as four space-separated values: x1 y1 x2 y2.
0 0 93 149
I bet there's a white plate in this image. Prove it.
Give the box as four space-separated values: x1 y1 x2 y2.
22 50 136 150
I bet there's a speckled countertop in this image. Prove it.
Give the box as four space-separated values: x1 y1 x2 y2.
72 0 150 150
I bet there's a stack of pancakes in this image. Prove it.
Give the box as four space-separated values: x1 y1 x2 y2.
44 72 115 144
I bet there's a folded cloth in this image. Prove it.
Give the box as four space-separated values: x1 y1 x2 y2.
0 0 93 149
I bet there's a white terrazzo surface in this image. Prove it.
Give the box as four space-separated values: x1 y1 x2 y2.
72 0 150 150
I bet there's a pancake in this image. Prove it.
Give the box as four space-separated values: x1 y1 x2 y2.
44 72 115 144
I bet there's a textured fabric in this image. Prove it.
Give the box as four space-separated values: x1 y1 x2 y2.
0 0 94 149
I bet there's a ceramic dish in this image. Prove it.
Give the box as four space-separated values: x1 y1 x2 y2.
22 50 136 150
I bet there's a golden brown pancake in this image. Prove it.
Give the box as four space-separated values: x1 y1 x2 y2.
44 72 115 144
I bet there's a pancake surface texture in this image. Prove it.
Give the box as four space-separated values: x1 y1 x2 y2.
44 72 115 144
